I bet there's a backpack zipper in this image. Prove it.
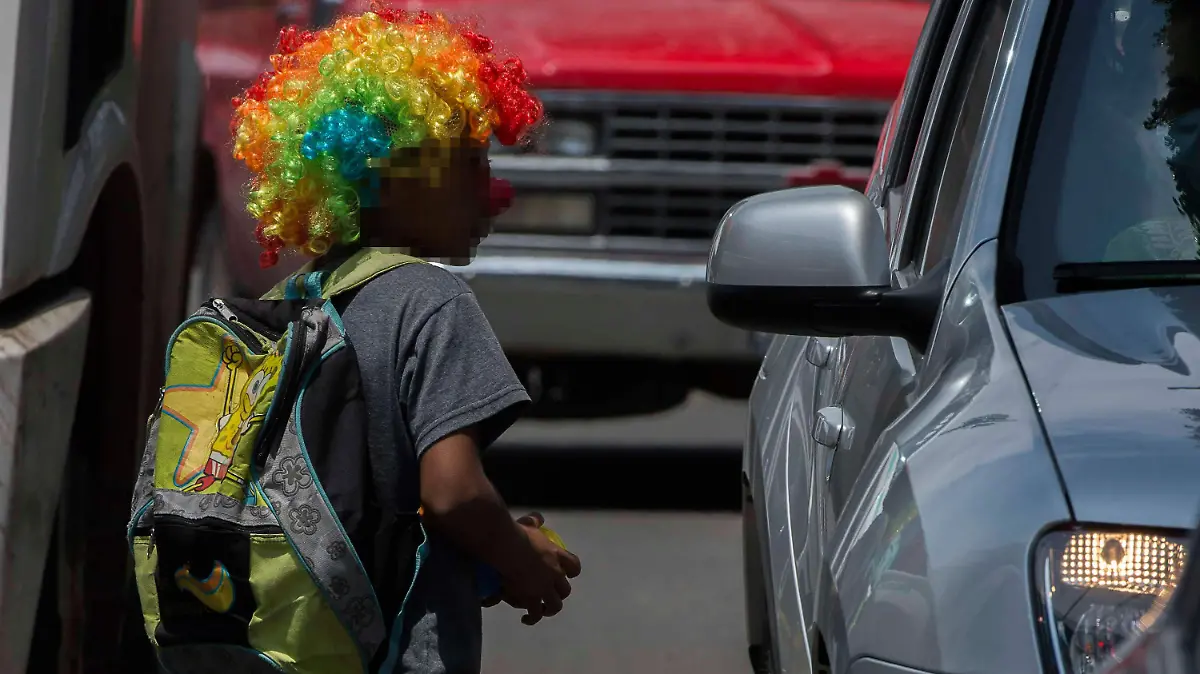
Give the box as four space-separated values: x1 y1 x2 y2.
211 298 238 323
208 299 270 352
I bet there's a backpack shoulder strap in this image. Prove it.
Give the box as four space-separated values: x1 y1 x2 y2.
261 248 423 301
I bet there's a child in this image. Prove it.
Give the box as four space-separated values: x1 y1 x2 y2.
231 6 582 672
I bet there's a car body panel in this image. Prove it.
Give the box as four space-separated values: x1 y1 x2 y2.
2 0 142 301
749 332 819 672
0 292 91 673
826 240 1070 674
1003 288 1200 530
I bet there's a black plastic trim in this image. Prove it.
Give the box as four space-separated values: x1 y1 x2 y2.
1054 261 1200 294
707 262 948 353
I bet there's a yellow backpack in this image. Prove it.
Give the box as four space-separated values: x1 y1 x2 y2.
128 250 427 674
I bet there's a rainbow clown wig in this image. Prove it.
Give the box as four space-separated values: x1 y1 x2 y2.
231 3 542 268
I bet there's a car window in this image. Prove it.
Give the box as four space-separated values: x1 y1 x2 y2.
1010 0 1200 300
917 1 1011 274
867 0 961 263
868 100 903 251
905 0 1013 275
882 0 961 193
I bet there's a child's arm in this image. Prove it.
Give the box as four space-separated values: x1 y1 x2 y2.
420 427 581 625
395 287 581 623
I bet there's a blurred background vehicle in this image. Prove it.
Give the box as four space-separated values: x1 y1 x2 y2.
191 0 928 421
0 0 205 671
709 0 1200 673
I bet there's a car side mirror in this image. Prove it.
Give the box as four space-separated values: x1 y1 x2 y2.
706 186 944 351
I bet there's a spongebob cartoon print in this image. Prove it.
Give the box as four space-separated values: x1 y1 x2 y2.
187 341 283 493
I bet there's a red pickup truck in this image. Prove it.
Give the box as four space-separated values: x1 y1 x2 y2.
193 0 927 418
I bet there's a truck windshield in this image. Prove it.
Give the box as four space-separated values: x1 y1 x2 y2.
1013 0 1200 297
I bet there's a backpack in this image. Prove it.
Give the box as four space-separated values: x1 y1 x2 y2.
128 249 428 674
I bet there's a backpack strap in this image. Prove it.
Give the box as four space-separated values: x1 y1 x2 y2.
261 248 424 301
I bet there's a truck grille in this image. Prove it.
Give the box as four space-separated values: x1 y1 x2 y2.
600 99 886 167
518 93 889 241
600 187 759 240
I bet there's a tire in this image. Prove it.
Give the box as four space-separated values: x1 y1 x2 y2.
28 172 154 672
185 206 234 310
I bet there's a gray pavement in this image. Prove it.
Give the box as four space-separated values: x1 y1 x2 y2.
481 393 753 674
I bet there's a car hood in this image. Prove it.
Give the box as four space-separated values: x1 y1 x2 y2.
1002 287 1200 530
345 0 926 98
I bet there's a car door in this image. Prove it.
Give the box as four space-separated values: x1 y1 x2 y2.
820 0 1016 532
779 0 970 646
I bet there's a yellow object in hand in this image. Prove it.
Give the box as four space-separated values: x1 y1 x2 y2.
539 525 566 550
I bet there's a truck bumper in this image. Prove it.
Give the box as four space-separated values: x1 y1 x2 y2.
437 252 760 361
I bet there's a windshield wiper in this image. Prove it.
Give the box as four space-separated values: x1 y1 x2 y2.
1054 261 1200 294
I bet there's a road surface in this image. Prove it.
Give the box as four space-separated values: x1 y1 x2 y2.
481 392 753 674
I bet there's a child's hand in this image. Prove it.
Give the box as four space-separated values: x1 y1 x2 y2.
493 512 582 625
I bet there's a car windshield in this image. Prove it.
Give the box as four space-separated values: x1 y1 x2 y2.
1013 0 1200 296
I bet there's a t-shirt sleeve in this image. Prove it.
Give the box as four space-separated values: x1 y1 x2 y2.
400 291 530 456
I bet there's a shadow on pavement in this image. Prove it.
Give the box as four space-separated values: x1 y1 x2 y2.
484 447 741 512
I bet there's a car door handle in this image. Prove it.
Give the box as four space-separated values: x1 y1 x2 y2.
812 406 846 449
814 406 855 482
805 338 836 368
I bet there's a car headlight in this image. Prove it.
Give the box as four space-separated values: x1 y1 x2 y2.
536 119 597 157
1035 530 1188 674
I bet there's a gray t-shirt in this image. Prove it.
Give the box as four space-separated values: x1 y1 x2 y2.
336 261 530 674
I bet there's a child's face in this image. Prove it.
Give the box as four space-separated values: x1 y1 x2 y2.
363 130 506 263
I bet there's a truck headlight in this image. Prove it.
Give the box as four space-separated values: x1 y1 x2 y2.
491 193 595 234
536 119 597 157
1035 530 1188 674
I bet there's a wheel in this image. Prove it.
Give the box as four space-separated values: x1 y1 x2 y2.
185 206 234 310
26 172 155 672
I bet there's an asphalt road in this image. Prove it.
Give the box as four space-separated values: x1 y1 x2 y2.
480 392 752 674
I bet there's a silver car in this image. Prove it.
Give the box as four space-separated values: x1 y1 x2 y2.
707 1 1200 673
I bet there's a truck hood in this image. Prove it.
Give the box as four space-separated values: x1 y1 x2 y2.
1002 287 1200 531
350 0 927 98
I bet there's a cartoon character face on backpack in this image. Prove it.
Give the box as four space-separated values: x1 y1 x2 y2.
189 349 284 493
